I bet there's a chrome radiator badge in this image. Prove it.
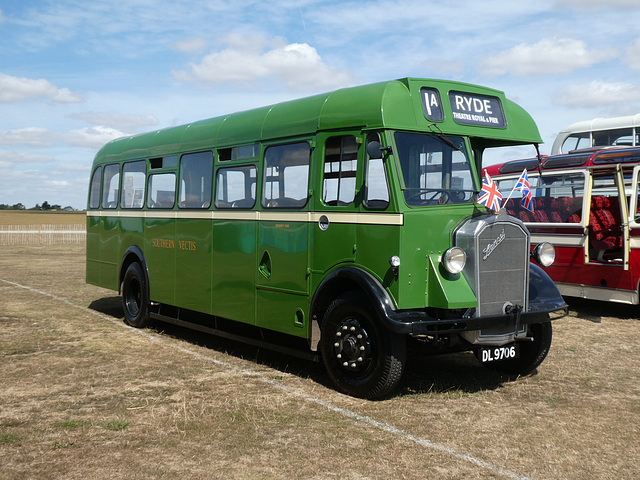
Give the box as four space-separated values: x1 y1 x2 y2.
482 229 505 261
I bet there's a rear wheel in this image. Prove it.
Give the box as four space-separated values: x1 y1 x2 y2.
121 262 151 328
320 293 405 399
479 322 553 375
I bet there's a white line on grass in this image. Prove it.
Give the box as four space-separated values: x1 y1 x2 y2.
1 278 533 480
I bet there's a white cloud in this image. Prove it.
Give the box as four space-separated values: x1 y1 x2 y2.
57 161 91 172
554 0 640 9
553 80 640 108
0 126 125 148
173 35 356 91
68 112 158 133
0 149 54 168
63 126 127 148
624 38 640 71
0 73 83 103
171 37 208 54
421 59 465 77
0 127 58 147
50 180 71 187
480 38 614 77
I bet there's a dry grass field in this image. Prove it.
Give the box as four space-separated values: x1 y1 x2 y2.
0 210 86 225
0 211 85 246
1 244 639 479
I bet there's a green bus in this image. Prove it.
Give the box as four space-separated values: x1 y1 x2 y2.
86 77 567 399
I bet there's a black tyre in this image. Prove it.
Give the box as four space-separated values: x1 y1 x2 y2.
121 262 151 328
320 293 406 399
479 322 553 375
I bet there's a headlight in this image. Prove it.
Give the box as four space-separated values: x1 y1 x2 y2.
443 247 466 274
532 242 555 267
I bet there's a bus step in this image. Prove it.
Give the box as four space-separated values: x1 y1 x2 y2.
150 312 320 363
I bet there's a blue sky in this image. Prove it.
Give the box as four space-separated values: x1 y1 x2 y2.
1 0 640 209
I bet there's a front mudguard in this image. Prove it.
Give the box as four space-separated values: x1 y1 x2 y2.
528 262 567 314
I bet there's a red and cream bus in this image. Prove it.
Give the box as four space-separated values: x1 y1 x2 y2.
486 146 640 304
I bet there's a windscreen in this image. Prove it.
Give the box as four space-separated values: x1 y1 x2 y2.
394 132 476 206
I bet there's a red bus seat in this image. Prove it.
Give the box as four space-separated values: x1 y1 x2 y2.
589 196 622 250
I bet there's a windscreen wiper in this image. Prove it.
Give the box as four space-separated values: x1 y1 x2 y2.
428 123 463 152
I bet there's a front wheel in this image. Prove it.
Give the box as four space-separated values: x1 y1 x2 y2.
121 262 151 328
478 322 553 375
320 293 406 399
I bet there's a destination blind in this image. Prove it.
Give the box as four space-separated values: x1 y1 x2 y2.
448 91 506 128
420 88 506 128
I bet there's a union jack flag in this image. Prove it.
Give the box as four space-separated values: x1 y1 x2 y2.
515 169 534 212
478 170 502 213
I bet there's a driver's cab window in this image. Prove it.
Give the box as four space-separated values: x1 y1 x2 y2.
394 132 474 206
364 132 389 209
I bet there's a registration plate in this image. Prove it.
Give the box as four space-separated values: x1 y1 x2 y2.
480 344 519 363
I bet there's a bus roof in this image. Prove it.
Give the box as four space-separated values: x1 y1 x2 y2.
94 77 542 162
557 114 640 134
551 113 640 154
485 145 640 176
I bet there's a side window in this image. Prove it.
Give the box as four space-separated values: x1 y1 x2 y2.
262 142 310 208
364 134 389 209
148 173 176 209
150 155 178 169
215 165 256 209
179 151 213 208
88 166 102 209
102 164 120 209
121 160 147 209
322 136 357 206
562 133 590 153
218 143 259 161
500 173 585 223
594 128 634 148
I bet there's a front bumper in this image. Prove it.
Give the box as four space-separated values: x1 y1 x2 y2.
384 303 567 335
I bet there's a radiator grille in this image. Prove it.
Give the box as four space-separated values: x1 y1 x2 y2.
475 222 528 316
455 214 530 344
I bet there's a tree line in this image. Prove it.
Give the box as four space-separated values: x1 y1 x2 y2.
0 201 76 211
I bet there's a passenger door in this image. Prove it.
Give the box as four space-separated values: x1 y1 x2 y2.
256 141 312 336
585 167 629 271
310 133 360 274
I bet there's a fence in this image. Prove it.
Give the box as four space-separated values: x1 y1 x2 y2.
0 224 86 246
